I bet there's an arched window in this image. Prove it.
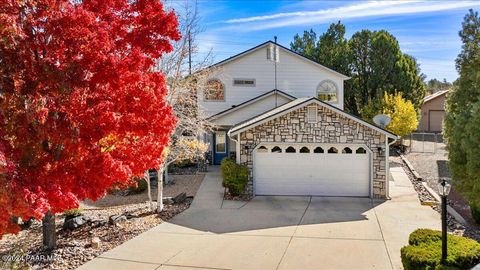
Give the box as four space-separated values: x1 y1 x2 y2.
300 146 310 153
342 147 352 154
327 147 338 154
317 80 338 103
257 146 268 153
356 147 367 154
313 147 324 153
204 79 225 101
271 146 282 153
285 146 296 153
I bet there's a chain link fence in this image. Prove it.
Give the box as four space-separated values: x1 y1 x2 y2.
404 132 445 154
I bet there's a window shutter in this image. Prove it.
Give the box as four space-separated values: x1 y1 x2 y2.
307 106 317 123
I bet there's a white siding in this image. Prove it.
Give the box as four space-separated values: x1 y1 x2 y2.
212 93 291 126
198 44 346 117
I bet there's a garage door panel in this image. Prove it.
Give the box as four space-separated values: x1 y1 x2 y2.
254 145 370 197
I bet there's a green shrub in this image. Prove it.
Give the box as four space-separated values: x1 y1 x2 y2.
220 158 248 196
409 229 443 245
129 177 148 194
401 229 480 270
470 202 480 224
64 208 83 218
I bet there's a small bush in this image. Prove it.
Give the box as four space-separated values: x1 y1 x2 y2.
220 158 248 196
64 208 83 218
409 229 443 245
470 202 480 224
129 177 148 194
401 229 480 270
174 159 196 168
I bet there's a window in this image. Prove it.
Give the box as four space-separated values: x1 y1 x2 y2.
300 146 310 153
285 146 296 153
233 79 255 87
307 106 317 123
317 80 338 103
204 79 225 101
356 147 367 154
313 147 324 153
327 147 338 154
271 146 282 153
257 146 268 153
342 147 353 154
215 131 226 153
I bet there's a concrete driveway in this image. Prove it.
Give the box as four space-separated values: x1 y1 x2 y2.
79 165 440 270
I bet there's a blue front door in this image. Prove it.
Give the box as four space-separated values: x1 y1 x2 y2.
213 131 228 165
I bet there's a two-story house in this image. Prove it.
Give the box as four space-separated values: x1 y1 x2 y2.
198 41 398 199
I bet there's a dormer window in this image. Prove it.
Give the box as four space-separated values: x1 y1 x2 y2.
317 80 338 103
204 79 225 101
233 79 255 87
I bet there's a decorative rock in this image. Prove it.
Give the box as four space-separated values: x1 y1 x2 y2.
163 197 174 205
108 215 127 225
91 237 101 249
63 216 89 230
173 192 187 204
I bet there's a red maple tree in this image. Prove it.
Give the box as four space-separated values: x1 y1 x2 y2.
0 0 180 235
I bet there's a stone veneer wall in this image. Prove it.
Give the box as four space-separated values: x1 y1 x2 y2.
238 104 387 198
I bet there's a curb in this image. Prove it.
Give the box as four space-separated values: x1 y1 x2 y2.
421 182 467 225
398 153 468 225
399 154 422 181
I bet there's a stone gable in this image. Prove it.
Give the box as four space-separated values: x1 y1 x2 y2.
238 103 387 198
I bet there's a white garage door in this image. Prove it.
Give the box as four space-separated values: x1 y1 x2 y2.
254 144 371 197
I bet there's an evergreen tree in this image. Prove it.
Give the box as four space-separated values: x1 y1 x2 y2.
444 9 480 219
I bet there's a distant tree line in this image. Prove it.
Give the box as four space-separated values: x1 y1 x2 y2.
426 78 452 94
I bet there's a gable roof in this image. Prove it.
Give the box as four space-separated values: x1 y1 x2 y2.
424 89 449 103
228 97 399 139
201 41 350 80
207 89 295 120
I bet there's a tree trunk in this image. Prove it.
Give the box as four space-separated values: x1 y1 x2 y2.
164 166 170 184
42 210 56 250
157 166 164 213
145 170 153 211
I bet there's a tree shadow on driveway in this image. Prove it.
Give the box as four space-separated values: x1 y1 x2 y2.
166 196 384 237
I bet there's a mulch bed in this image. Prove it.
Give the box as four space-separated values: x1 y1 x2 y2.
0 174 204 270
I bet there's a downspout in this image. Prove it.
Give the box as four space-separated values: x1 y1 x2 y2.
227 129 240 163
385 136 400 199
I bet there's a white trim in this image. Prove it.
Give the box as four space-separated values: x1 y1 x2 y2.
208 90 295 120
316 80 339 104
205 41 350 80
229 98 399 139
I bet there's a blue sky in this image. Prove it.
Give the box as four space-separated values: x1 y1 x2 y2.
173 1 480 82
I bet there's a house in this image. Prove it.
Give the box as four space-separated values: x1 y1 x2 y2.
198 41 399 199
417 90 449 133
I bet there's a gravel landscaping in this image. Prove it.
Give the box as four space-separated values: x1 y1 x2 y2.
391 155 480 242
0 174 205 270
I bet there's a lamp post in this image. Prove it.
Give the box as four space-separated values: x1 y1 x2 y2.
437 179 451 264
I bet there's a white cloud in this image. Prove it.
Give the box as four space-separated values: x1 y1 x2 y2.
222 1 480 31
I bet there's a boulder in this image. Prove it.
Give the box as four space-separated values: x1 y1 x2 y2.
108 214 127 225
173 192 187 204
163 197 174 205
63 215 89 230
91 237 101 249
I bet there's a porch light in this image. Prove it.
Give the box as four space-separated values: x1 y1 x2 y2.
437 179 451 197
437 178 451 264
